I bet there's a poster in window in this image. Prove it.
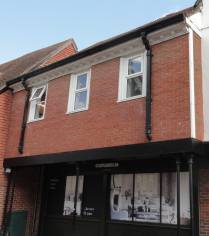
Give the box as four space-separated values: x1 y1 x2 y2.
161 172 190 225
162 172 177 224
110 174 133 221
134 173 160 223
63 176 84 216
180 172 190 225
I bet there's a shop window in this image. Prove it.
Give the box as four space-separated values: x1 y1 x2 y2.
134 173 160 223
28 85 47 122
63 176 84 216
162 172 190 225
161 173 177 224
110 172 190 225
110 174 133 221
180 172 190 225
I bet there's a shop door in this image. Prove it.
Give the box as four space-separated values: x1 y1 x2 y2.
75 174 107 236
41 173 107 236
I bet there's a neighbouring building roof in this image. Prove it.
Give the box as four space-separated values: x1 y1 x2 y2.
0 38 77 82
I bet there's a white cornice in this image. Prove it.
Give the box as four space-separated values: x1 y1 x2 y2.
11 22 188 92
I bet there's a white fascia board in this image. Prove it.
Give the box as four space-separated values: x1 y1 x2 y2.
188 27 196 139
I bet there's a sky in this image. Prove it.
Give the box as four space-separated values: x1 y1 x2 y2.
0 0 195 64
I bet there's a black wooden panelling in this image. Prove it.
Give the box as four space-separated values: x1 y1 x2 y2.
44 218 73 236
106 223 191 236
75 221 100 236
82 175 103 218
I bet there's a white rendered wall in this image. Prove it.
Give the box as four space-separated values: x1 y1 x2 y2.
201 0 209 140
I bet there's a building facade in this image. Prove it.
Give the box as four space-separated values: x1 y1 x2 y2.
0 0 209 235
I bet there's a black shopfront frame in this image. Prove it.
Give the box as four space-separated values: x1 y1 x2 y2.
39 156 195 236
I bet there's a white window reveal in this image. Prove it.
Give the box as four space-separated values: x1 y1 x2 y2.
118 54 146 101
28 85 47 122
68 71 91 113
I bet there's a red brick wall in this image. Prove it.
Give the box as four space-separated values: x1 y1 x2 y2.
40 43 77 67
152 34 190 140
12 167 40 236
194 33 204 140
199 168 209 236
0 91 13 224
5 34 191 158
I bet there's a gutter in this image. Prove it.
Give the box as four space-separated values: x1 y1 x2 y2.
0 83 13 95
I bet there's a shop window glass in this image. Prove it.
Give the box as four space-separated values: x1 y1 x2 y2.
134 173 160 223
110 174 133 221
180 172 190 225
110 172 190 225
63 176 84 216
161 173 177 224
161 172 190 225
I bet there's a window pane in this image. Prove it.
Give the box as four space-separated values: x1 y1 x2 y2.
63 176 84 216
34 91 46 120
74 91 87 110
126 76 142 98
134 174 160 223
76 74 87 90
34 101 45 119
180 172 190 225
162 173 177 224
31 87 45 100
128 57 141 75
162 172 190 225
110 174 133 221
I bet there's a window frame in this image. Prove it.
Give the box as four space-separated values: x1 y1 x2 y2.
118 53 147 102
27 84 48 123
67 70 91 114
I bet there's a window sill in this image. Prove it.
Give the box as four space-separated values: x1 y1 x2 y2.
66 108 88 115
117 94 145 103
27 117 44 123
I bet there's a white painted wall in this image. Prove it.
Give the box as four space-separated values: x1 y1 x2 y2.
201 0 209 140
189 1 209 140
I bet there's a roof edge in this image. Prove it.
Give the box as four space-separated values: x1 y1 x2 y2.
7 12 185 88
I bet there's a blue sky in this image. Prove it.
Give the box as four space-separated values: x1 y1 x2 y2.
0 0 195 64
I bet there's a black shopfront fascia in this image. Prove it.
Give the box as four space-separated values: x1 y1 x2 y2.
3 138 205 236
